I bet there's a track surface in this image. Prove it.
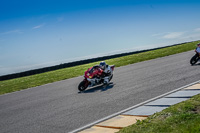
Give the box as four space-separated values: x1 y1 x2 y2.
0 51 200 133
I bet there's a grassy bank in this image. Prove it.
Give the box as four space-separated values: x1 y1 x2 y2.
0 41 199 95
118 94 200 133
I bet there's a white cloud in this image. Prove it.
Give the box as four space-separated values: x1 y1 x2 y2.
32 23 45 29
152 32 168 37
57 17 64 22
180 33 200 41
194 28 200 32
162 32 185 39
1 29 23 35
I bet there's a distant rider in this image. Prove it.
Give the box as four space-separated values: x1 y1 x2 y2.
99 61 112 85
195 43 200 56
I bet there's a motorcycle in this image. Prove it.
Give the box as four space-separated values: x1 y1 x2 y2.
190 52 200 65
78 65 115 92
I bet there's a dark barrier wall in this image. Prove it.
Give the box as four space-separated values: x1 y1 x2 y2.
0 42 191 81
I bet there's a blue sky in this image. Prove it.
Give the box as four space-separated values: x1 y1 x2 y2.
1 0 200 76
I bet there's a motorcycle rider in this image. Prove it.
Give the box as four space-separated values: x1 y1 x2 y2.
99 61 112 85
195 43 200 56
87 65 102 87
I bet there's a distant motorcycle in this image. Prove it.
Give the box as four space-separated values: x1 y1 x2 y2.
190 52 200 65
78 65 115 92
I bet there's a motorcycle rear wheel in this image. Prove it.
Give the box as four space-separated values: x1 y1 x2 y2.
78 81 88 92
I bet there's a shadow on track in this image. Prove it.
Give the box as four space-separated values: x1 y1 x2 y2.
191 62 200 66
78 82 115 94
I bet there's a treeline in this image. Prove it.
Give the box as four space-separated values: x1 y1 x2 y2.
0 42 189 81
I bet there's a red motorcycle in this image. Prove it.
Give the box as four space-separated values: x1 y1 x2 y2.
78 65 115 92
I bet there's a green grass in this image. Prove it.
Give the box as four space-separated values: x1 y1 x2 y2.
118 94 200 133
0 41 199 95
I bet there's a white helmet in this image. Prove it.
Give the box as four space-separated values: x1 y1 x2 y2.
99 61 106 70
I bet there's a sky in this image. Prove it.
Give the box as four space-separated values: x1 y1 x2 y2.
1 0 200 76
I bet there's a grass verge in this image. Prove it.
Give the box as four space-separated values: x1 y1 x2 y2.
0 41 199 95
118 94 200 133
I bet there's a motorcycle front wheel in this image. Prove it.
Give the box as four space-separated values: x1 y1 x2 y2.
190 54 199 65
78 80 88 92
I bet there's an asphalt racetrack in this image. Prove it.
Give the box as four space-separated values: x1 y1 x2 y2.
0 50 200 133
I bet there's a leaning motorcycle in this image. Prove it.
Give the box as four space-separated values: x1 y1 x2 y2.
190 52 200 65
78 65 115 92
